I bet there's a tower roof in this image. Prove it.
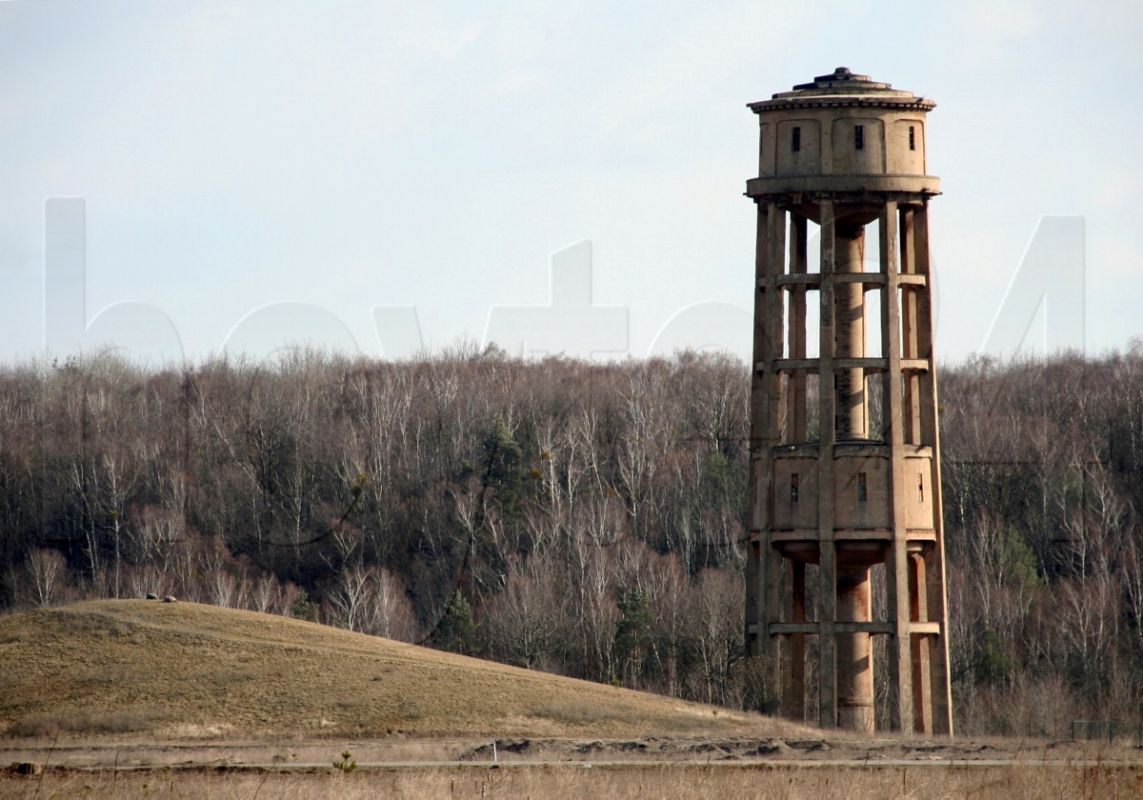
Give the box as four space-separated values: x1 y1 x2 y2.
748 67 935 113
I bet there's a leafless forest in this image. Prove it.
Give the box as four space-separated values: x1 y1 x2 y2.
3 346 1142 735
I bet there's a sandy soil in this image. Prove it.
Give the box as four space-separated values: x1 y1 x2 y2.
2 731 1140 770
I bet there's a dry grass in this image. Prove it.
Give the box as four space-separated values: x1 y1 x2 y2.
3 762 1141 799
0 600 792 741
7 710 153 738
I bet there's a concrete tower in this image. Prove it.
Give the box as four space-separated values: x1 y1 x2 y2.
744 68 953 735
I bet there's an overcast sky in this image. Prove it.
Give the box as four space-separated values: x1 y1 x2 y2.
2 0 1141 364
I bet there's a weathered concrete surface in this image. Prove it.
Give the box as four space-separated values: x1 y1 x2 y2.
744 68 952 735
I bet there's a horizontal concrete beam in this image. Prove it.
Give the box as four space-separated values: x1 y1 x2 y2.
746 175 940 198
768 528 938 543
762 621 943 637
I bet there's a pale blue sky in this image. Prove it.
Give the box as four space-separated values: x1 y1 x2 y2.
2 0 1141 363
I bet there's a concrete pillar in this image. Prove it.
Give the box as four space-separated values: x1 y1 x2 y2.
899 207 923 445
836 565 875 731
834 223 865 440
913 203 954 736
881 200 917 734
817 202 839 729
761 204 787 712
909 548 933 734
745 537 760 656
747 202 786 712
745 202 768 658
787 213 809 441
783 560 806 721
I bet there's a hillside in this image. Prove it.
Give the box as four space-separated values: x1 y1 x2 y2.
0 600 784 740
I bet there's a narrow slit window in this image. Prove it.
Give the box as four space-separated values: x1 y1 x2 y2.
792 126 801 153
857 472 868 503
790 473 799 503
908 126 916 151
918 472 925 503
854 124 864 151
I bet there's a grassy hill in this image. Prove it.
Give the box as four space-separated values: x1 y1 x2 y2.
0 600 787 740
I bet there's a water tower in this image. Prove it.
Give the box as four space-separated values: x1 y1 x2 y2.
744 67 953 734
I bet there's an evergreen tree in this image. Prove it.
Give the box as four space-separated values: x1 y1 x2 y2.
429 590 475 654
480 417 526 516
614 588 653 687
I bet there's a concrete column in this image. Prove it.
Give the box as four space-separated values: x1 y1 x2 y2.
817 201 839 728
834 222 866 440
913 203 954 736
899 207 923 445
760 204 787 712
787 213 809 441
915 205 936 443
745 537 760 655
909 548 933 734
836 565 874 731
783 561 806 721
745 203 768 657
748 203 786 709
881 200 916 734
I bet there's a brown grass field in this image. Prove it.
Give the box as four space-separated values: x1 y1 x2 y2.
0 600 785 740
2 761 1141 800
1 600 1140 798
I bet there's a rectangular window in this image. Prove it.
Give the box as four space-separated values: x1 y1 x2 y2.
857 472 867 503
908 126 916 151
854 124 864 151
792 126 801 153
790 473 799 503
918 472 925 503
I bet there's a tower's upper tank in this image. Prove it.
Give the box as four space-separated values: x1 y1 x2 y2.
746 67 939 199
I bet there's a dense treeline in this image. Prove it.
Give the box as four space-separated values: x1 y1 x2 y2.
940 350 1143 734
2 346 1141 734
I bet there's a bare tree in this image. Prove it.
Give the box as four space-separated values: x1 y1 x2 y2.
25 549 69 607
